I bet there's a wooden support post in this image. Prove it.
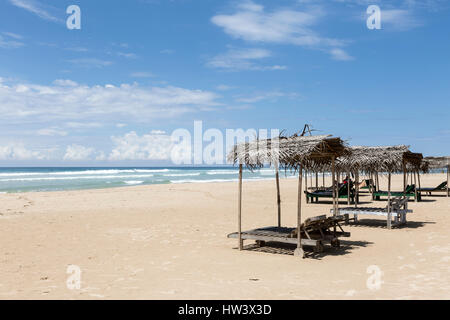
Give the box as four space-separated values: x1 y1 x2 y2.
315 171 318 190
375 172 380 192
413 169 418 202
355 171 359 208
417 169 421 201
322 172 325 188
331 157 336 216
275 163 281 227
305 170 308 191
331 156 338 235
371 172 376 200
447 165 449 197
347 170 351 205
294 166 304 258
238 164 243 250
304 169 308 203
387 171 392 229
403 160 407 196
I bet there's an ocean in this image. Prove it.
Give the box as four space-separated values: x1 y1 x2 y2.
0 167 297 193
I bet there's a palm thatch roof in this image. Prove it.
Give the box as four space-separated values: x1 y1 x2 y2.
422 156 450 169
333 145 423 173
227 134 348 170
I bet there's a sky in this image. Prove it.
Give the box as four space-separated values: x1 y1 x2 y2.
0 0 449 166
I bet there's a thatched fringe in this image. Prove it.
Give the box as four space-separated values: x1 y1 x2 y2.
334 145 423 173
227 134 348 171
228 136 424 174
423 156 450 170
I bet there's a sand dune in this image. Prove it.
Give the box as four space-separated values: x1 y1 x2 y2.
0 173 449 299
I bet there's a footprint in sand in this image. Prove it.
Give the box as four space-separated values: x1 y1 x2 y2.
428 245 450 254
399 264 416 270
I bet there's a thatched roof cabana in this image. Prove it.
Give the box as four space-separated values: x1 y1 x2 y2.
422 156 450 197
349 146 422 204
423 156 450 169
334 145 422 174
227 134 348 258
227 134 347 170
306 145 423 206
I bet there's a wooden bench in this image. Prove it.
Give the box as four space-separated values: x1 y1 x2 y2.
227 215 350 254
330 196 411 229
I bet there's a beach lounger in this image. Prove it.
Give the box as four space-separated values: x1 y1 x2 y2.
305 183 355 204
372 184 421 201
417 181 448 196
330 196 411 229
307 186 331 192
227 215 350 254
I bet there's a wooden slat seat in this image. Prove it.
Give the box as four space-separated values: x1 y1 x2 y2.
330 196 411 229
227 215 350 254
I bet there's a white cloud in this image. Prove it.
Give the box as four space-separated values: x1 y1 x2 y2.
2 32 23 39
52 79 78 87
95 151 106 161
130 72 154 78
116 123 127 128
150 130 166 135
118 52 138 59
63 144 95 161
0 143 48 160
109 131 173 160
66 122 103 129
65 46 89 52
351 2 424 31
235 91 299 103
216 84 235 91
211 1 344 48
207 48 286 71
329 48 354 61
37 127 68 136
335 0 446 11
380 9 422 31
67 58 114 68
0 78 220 125
0 35 24 49
9 0 61 22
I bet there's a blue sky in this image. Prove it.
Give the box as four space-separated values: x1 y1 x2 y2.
0 0 449 166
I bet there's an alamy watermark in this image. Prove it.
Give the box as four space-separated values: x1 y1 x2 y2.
169 121 280 167
366 265 384 290
67 4 381 31
66 5 81 30
367 5 381 30
66 264 82 290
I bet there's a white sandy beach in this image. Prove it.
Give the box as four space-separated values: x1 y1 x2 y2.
0 173 449 299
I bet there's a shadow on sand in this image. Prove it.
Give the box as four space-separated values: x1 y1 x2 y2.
306 200 373 205
371 198 437 203
233 239 373 260
346 219 434 229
